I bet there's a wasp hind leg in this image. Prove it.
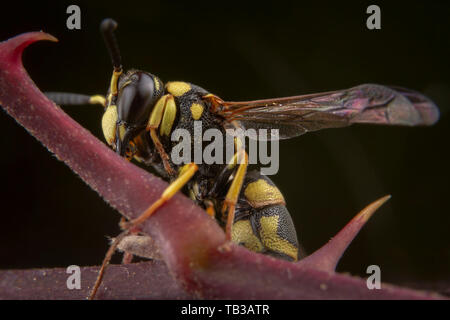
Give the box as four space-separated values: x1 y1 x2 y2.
88 229 130 300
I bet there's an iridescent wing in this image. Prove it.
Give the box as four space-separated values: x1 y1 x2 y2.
218 84 439 140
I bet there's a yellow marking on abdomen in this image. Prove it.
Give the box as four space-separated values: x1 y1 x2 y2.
231 219 264 253
259 215 298 261
244 179 285 208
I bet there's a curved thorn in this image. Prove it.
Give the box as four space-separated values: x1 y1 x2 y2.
1 32 57 66
299 195 391 272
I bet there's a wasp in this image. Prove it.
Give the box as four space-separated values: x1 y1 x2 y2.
46 19 439 299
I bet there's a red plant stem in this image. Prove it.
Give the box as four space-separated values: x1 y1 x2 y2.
0 32 445 299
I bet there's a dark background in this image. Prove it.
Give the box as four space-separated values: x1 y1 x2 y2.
1 0 449 290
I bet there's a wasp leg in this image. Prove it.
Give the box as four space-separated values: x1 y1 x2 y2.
88 229 130 300
121 247 134 264
222 148 249 241
147 94 177 177
45 92 107 107
90 231 161 300
121 162 198 229
149 128 176 176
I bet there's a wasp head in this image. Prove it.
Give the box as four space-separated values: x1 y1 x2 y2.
101 70 164 159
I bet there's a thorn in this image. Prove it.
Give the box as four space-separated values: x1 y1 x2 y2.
299 195 391 272
1 32 58 66
356 194 391 223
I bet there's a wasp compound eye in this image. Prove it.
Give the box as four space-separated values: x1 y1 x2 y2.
117 72 162 127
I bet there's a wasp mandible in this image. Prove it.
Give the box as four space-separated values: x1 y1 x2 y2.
46 19 439 299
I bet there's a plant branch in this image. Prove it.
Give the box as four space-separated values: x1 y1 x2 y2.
0 32 445 300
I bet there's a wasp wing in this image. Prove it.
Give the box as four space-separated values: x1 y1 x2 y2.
219 84 439 140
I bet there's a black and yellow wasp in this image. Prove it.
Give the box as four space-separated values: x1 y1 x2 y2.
46 19 439 297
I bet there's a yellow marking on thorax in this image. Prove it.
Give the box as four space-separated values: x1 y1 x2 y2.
259 215 298 261
244 179 285 208
160 95 177 137
231 220 264 253
166 81 191 97
190 103 204 120
101 105 118 145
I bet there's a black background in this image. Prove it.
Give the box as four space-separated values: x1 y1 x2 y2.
0 0 449 291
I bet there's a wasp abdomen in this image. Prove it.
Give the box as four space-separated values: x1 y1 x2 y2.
233 171 301 261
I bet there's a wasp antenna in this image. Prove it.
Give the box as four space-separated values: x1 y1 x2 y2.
45 92 91 105
100 18 122 72
45 92 106 107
